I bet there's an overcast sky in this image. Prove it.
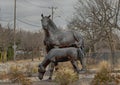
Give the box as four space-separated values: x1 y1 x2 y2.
0 0 77 32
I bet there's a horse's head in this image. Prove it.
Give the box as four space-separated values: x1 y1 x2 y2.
41 14 51 30
38 64 46 80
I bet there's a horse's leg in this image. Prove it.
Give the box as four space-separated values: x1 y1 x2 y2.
54 62 59 71
81 48 86 71
78 48 86 72
71 60 80 74
46 45 52 53
48 62 55 80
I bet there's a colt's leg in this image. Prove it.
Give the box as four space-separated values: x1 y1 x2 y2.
38 64 46 80
71 60 80 74
54 62 59 71
45 45 55 80
48 62 55 80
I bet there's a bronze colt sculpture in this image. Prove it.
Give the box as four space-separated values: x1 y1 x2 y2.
38 47 83 80
38 14 86 80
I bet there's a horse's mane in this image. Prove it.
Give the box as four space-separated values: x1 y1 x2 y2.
49 19 60 32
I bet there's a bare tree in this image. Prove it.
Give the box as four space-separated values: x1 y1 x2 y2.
68 0 120 66
18 30 44 61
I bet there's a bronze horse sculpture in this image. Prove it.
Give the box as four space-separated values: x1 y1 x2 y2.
39 14 86 80
38 47 82 80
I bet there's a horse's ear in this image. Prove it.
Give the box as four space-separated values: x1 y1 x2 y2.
41 14 44 18
48 15 51 18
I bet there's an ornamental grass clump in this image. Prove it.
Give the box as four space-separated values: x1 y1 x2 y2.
55 67 79 85
91 61 118 85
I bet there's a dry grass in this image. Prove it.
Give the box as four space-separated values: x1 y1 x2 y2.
56 61 82 70
25 63 38 77
0 58 120 85
0 59 40 84
77 81 90 85
0 71 8 80
115 58 120 70
8 65 32 85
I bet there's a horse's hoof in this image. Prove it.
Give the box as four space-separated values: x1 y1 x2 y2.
38 65 45 73
38 72 44 80
38 76 43 80
45 78 52 82
79 69 86 74
79 71 85 74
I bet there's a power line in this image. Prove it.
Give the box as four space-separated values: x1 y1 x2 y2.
0 18 41 28
0 0 59 28
17 0 58 21
16 18 41 27
22 0 49 8
19 0 58 20
17 1 45 9
18 0 58 21
0 19 12 22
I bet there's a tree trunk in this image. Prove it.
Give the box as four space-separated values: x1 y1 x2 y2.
107 31 116 69
32 51 34 61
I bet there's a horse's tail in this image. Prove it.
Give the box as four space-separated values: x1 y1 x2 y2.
77 47 84 65
73 31 86 70
72 31 85 54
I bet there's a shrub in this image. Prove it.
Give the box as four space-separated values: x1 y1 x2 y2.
7 46 14 61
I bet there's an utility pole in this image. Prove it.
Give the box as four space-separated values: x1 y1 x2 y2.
13 0 17 61
48 6 57 20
